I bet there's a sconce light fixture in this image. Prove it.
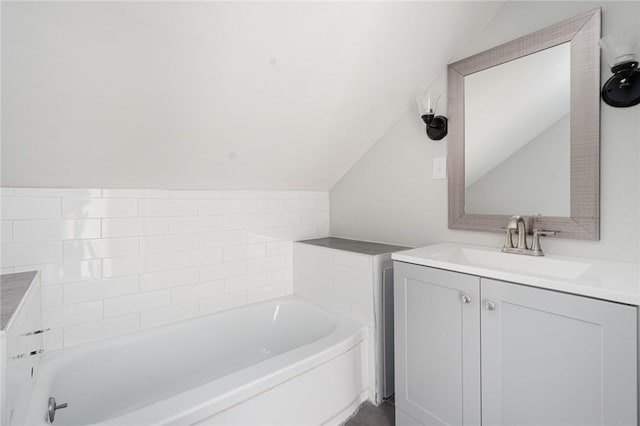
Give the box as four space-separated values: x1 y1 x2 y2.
416 91 448 140
599 26 640 108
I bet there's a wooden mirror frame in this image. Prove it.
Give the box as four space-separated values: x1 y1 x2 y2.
447 8 601 240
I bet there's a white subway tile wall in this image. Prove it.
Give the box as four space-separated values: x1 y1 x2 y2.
292 243 374 326
1 188 329 349
292 242 376 399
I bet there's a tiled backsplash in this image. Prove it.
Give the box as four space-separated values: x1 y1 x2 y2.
1 188 329 350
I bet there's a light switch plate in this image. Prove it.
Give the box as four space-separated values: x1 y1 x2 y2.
433 156 447 180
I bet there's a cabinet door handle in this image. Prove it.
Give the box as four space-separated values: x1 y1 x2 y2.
462 294 472 304
485 301 496 311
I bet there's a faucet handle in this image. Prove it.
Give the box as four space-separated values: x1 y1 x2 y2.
48 397 68 423
532 229 558 237
530 229 559 256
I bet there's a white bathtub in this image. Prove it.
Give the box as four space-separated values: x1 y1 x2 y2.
25 297 368 426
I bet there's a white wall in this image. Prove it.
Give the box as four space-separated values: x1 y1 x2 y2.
330 1 640 263
1 188 329 349
0 1 503 191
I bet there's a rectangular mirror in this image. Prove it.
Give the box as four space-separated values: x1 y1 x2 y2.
448 9 601 240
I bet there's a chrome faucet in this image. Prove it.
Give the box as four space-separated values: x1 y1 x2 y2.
502 215 557 256
47 397 67 423
505 215 528 250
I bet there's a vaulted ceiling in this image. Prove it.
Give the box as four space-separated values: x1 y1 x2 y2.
1 1 504 190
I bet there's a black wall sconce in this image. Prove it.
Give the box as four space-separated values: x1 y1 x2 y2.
600 26 640 108
416 91 448 140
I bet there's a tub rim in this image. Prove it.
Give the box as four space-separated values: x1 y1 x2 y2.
27 296 366 426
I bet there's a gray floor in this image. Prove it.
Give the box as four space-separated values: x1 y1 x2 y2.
344 400 395 426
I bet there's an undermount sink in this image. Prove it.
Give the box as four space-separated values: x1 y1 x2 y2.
397 243 593 281
392 242 640 306
458 247 591 280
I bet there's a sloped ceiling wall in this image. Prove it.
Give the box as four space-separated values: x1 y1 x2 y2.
1 1 503 190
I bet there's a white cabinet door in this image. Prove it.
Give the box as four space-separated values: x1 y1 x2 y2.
481 278 637 426
396 408 424 426
394 262 481 426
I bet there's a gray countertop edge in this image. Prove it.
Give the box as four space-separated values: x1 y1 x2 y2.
296 237 411 256
1 270 40 334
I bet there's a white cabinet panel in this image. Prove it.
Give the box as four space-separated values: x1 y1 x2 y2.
396 408 424 426
480 278 637 426
394 262 481 426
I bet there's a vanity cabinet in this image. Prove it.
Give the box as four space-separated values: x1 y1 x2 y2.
394 261 638 426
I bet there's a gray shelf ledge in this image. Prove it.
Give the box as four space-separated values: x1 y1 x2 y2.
1 271 38 332
297 237 409 256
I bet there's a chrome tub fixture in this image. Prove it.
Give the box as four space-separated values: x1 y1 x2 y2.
47 397 67 423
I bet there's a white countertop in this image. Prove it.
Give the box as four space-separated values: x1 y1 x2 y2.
392 243 640 306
